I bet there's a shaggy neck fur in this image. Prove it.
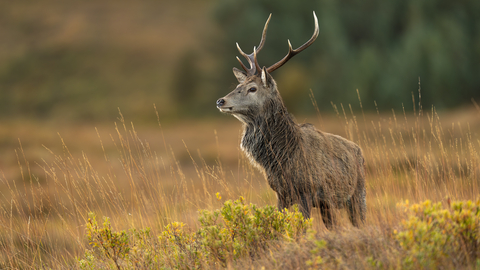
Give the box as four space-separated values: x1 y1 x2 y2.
240 92 302 181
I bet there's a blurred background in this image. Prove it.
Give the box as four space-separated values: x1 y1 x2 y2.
1 0 479 123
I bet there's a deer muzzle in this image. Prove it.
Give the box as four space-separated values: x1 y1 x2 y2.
216 98 225 107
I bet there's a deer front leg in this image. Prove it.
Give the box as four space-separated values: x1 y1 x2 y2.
277 193 289 212
277 192 311 219
298 193 311 219
318 201 334 229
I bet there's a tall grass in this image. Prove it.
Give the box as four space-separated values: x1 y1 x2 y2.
0 99 479 268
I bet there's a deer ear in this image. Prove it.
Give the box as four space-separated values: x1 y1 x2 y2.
233 67 247 83
261 67 273 88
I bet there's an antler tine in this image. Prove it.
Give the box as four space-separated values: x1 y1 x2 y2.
236 42 249 62
253 46 261 72
256 13 271 52
236 56 249 72
235 14 272 75
267 11 319 73
236 42 256 75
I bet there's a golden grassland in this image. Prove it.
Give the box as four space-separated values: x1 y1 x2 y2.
0 103 479 268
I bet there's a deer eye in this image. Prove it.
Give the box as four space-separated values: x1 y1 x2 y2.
248 87 257 93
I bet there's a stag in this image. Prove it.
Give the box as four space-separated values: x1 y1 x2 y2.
216 12 366 228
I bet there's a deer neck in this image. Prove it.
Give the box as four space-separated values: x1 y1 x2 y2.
241 97 300 170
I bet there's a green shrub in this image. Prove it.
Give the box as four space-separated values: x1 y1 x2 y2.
78 198 480 269
395 199 480 269
158 222 204 269
80 213 131 270
78 197 311 269
198 196 311 266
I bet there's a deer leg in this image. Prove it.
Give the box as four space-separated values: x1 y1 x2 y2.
276 193 289 212
319 201 334 229
347 187 366 227
346 198 357 227
347 149 367 227
298 193 311 219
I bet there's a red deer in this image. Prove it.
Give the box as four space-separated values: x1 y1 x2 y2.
216 12 366 228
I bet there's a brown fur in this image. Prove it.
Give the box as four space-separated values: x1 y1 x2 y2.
217 68 366 228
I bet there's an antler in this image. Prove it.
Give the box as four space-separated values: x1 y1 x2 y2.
236 14 271 76
266 11 319 73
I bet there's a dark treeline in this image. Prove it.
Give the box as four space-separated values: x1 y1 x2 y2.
210 0 480 113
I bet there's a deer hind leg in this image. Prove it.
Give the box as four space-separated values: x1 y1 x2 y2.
348 148 367 227
347 185 366 227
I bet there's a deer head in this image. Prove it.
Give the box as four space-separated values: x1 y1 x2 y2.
216 12 319 123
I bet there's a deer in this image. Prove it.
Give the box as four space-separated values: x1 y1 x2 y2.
216 12 366 229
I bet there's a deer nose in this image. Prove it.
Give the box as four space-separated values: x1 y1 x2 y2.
216 98 225 107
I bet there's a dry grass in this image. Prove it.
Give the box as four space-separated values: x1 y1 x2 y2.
0 103 479 268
